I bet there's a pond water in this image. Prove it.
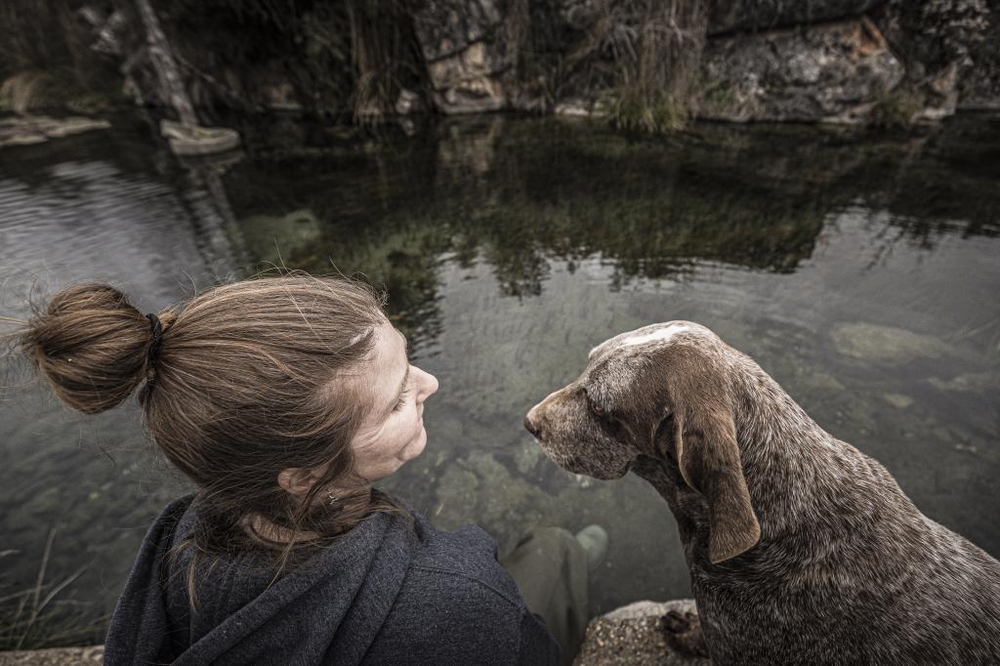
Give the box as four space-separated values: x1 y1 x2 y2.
1 112 998 646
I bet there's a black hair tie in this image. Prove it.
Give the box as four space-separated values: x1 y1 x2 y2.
145 313 164 363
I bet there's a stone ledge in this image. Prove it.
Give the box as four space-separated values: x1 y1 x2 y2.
1 602 708 664
575 599 712 665
0 116 110 148
0 646 103 666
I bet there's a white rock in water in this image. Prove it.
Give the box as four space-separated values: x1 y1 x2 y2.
831 322 951 365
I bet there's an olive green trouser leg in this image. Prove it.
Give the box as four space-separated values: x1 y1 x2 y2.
501 527 590 666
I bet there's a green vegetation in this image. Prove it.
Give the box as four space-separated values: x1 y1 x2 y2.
516 0 710 132
604 88 687 134
0 0 121 114
597 0 709 133
696 75 740 118
869 89 924 129
0 530 105 650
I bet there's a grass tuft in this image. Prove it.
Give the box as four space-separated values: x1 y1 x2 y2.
869 90 924 130
0 529 106 651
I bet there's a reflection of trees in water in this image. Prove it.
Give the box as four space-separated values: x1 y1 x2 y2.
221 115 1000 345
851 119 1000 268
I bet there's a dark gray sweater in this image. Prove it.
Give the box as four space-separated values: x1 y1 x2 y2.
104 495 560 665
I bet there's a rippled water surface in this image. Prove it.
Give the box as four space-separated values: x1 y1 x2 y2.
1 113 998 644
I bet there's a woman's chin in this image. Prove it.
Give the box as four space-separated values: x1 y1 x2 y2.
398 430 427 463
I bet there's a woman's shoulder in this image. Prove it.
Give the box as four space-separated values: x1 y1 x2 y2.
411 511 496 558
406 512 518 596
367 512 553 665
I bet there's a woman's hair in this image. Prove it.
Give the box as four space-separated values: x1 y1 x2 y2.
20 273 395 565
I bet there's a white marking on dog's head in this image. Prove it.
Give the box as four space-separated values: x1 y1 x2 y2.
620 324 694 348
589 322 699 360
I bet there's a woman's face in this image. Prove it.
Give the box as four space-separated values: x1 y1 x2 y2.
349 322 439 482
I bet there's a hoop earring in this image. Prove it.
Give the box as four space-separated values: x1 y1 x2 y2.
327 491 339 507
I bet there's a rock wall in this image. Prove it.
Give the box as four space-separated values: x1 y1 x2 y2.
411 0 517 113
699 17 904 123
3 0 995 126
406 0 994 123
958 0 1000 109
707 0 887 34
874 0 996 118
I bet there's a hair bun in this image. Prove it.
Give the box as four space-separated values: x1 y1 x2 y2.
22 283 159 414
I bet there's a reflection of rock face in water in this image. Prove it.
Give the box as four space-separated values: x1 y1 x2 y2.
831 322 951 365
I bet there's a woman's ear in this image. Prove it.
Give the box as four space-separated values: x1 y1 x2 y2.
277 466 326 498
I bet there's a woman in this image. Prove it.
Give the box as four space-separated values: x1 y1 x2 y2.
19 274 603 665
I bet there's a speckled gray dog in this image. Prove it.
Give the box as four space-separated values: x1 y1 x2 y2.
525 321 1000 665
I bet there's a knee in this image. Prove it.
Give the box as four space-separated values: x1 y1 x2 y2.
523 527 582 559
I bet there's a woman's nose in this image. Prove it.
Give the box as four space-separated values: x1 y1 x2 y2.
413 366 439 401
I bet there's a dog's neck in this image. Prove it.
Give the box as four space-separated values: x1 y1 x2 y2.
730 356 830 462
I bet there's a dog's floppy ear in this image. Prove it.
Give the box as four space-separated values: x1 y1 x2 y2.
672 399 760 564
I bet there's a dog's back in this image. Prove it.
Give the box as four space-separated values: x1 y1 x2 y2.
682 437 1000 665
643 343 1000 664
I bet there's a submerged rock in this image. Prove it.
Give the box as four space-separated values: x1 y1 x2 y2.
881 392 915 409
239 208 323 267
928 372 997 393
831 322 952 365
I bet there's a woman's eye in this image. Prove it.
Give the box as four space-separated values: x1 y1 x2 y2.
393 386 411 412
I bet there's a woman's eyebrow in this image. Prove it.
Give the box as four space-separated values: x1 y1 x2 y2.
388 331 410 411
392 365 410 406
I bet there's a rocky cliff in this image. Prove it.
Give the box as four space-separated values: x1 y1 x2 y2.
1 1 997 129
404 0 996 124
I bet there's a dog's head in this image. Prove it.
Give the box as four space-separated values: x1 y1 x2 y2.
525 321 760 563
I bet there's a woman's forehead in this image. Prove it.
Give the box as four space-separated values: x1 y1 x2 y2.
371 324 407 381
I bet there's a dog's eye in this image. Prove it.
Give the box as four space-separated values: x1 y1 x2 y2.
582 389 607 419
581 387 611 421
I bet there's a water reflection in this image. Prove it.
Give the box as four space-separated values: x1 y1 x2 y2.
226 115 1000 344
0 120 238 644
223 113 1000 611
0 112 997 644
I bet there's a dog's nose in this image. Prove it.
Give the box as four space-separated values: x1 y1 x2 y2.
524 412 540 437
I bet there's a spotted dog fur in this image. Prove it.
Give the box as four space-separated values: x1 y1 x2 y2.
525 321 1000 665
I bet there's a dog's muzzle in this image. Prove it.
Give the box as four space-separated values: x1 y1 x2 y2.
524 412 540 437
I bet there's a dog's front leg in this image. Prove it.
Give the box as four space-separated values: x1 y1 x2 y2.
660 608 710 658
